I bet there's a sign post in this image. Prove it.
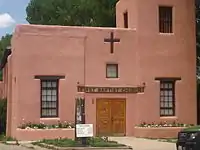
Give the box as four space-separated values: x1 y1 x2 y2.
75 98 93 146
80 98 86 146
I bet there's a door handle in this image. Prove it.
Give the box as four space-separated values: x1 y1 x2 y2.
111 117 114 122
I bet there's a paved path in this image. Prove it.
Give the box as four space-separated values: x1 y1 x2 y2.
109 137 176 150
0 143 48 150
0 137 176 150
0 143 30 150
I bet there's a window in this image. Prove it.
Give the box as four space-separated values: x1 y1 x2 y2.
159 6 173 33
123 11 128 28
41 80 58 118
35 75 65 118
160 81 175 116
106 64 118 78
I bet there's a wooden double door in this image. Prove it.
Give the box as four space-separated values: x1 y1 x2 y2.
96 98 126 136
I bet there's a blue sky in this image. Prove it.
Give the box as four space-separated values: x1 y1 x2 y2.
0 0 30 38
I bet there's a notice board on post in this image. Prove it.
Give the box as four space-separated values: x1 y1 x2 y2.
76 124 93 138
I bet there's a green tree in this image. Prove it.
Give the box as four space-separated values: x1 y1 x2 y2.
196 3 200 79
26 0 118 27
0 34 12 81
0 34 12 59
0 99 7 134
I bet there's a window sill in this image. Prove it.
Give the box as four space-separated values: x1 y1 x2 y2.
40 118 60 121
160 116 177 120
158 33 174 36
106 78 120 80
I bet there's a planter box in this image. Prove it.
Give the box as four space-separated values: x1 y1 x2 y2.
16 128 75 141
134 127 186 139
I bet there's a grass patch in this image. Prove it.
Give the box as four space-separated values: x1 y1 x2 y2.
158 138 177 143
0 134 16 142
88 137 125 147
182 126 200 132
141 137 177 143
33 137 126 148
36 138 77 147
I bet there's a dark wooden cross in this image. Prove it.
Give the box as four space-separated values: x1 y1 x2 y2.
104 32 120 54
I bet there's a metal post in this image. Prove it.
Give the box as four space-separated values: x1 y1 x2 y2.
74 98 78 141
81 98 87 146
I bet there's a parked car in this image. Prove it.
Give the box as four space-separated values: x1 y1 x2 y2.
176 126 200 150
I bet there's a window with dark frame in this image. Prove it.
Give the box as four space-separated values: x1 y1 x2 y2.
159 6 173 33
123 11 128 28
41 79 58 118
160 80 175 116
106 64 118 78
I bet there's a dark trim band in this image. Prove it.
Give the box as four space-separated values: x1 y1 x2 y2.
155 77 181 81
34 75 65 80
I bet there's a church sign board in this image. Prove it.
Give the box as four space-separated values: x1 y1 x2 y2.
77 85 145 94
76 124 93 138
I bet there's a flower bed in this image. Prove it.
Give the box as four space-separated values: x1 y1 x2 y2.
15 122 75 141
33 137 132 150
134 121 193 139
136 121 193 128
18 121 75 129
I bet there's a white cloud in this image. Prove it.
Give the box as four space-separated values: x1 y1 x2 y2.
0 13 15 28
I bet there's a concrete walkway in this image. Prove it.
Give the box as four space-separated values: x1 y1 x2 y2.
109 137 176 150
0 143 48 150
0 143 31 150
0 137 176 150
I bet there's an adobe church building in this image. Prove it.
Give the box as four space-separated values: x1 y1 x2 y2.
0 0 197 140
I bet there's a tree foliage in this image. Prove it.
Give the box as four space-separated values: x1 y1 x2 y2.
0 99 7 134
0 34 12 59
26 0 118 27
0 34 12 80
196 4 200 78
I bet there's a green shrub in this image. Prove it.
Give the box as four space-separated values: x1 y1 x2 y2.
182 126 200 132
0 71 3 81
0 98 7 134
34 137 125 147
